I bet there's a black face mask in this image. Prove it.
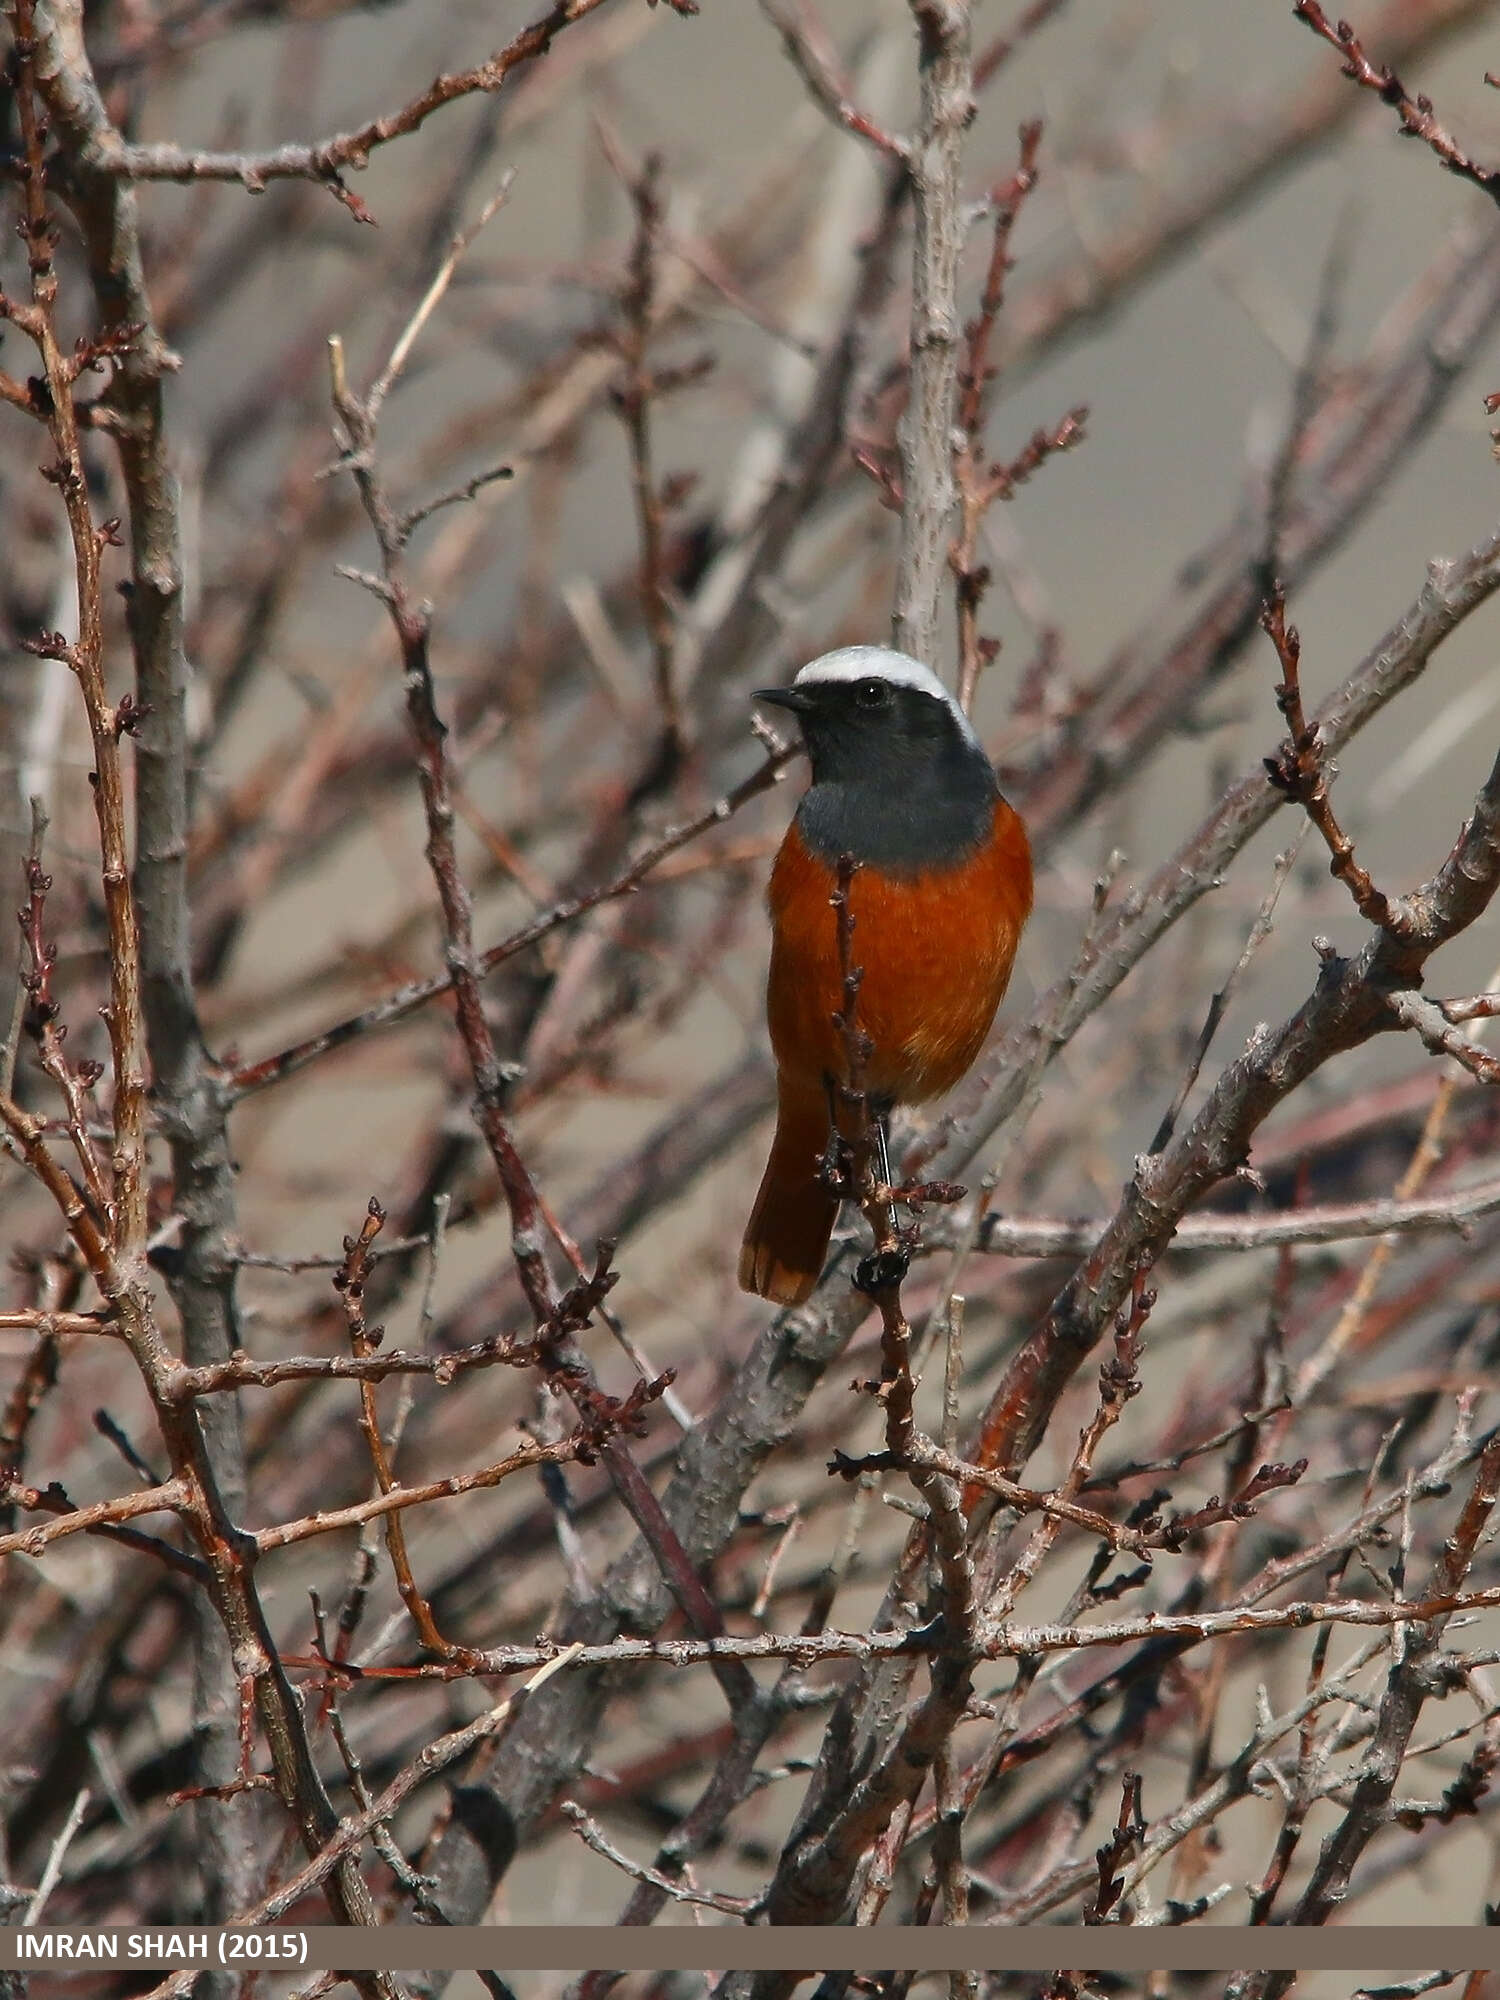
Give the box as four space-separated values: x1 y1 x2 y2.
757 678 998 873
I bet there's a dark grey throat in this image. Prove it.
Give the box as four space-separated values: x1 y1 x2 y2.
793 684 998 873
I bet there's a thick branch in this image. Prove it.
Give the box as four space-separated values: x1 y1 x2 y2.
27 0 261 1926
891 0 972 665
971 745 1500 1487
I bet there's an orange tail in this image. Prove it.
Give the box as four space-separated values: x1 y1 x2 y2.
738 1084 838 1306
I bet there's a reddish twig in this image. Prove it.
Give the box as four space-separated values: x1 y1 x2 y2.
16 844 111 1226
1293 2 1500 207
67 0 656 220
335 1198 470 1662
1085 1770 1144 1923
2 7 151 1271
1152 1458 1308 1553
984 1268 1155 1619
1260 585 1403 930
226 745 793 1100
951 121 1045 711
327 321 760 1724
762 0 910 160
973 0 1071 87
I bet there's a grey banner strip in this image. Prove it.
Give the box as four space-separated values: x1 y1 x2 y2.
1 1929 1497 1974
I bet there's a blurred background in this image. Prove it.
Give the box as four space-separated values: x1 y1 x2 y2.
6 0 1500 1987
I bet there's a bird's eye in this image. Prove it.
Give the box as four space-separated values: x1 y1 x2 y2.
854 678 891 708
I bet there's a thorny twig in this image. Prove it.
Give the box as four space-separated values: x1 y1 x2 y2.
226 744 794 1100
1293 1 1500 208
56 0 673 221
10 0 1500 1955
948 122 1086 711
15 843 110 1223
1261 586 1403 931
607 146 697 778
335 1198 468 1662
327 277 762 1729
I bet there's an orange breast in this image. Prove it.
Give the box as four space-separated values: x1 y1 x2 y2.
765 798 1032 1107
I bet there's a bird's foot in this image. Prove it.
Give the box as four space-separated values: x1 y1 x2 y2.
853 1244 910 1296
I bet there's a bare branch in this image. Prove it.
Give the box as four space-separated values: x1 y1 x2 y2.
761 0 910 161
227 746 793 1100
1294 1 1500 208
891 0 973 666
1261 586 1404 931
58 0 634 220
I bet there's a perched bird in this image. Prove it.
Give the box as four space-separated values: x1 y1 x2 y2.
739 645 1033 1306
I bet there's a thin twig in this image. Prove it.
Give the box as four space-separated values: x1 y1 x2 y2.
1260 586 1403 931
23 1787 91 1923
63 0 630 219
1293 2 1500 209
559 1802 758 1915
227 746 793 1100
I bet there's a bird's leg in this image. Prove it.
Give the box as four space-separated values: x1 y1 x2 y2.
873 1108 896 1205
872 1099 909 1239
854 1100 911 1296
876 1096 900 1200
818 1072 851 1198
872 1102 967 1215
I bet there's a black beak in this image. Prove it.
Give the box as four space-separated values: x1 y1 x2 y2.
753 686 813 715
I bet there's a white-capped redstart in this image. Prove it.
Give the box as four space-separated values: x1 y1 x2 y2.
739 645 1033 1306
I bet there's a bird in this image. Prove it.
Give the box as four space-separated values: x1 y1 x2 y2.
739 645 1033 1307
